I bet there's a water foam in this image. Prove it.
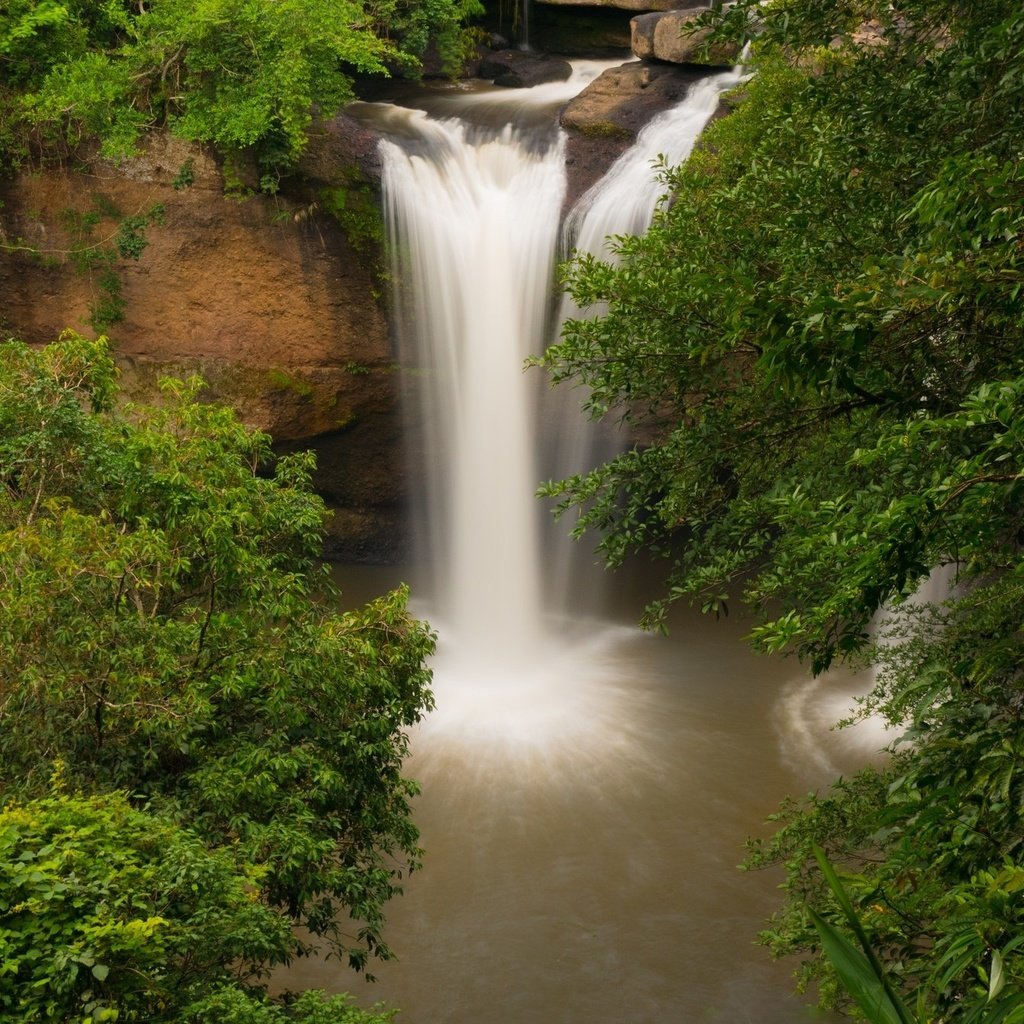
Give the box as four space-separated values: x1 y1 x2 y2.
774 674 895 780
564 67 747 255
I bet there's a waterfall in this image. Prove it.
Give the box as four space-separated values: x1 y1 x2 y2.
316 69 853 1022
543 66 747 607
565 68 746 259
382 115 565 675
519 0 531 51
377 62 745 730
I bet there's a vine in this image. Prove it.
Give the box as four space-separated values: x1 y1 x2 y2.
2 193 166 334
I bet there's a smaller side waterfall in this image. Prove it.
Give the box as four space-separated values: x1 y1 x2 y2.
541 67 748 607
519 0 531 50
565 68 746 253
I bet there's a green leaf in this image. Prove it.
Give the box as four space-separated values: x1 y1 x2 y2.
808 908 907 1024
990 949 1006 1003
812 846 916 1024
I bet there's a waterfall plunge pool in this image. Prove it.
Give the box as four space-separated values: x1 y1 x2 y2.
278 60 883 1023
278 562 874 1024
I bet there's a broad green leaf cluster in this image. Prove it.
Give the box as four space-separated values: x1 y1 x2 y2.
0 0 483 172
0 333 435 1020
541 0 1024 1018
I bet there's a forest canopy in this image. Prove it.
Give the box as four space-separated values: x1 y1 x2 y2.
541 0 1024 1019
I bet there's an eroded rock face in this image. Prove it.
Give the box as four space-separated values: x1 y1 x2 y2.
515 6 633 53
630 8 741 66
0 127 407 560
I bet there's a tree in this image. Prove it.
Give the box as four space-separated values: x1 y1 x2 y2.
0 789 401 1022
539 1 1024 1017
1 0 483 172
0 332 435 972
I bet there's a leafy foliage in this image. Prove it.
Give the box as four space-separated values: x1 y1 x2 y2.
0 793 407 1024
0 0 483 170
0 789 291 1021
540 0 1024 1018
0 333 435 980
807 846 915 1024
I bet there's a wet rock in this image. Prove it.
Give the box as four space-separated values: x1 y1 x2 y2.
297 111 383 184
276 414 409 563
516 6 633 54
478 50 573 88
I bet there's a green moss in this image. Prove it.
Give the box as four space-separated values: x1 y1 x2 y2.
319 168 388 293
576 120 632 141
321 176 385 255
265 367 314 398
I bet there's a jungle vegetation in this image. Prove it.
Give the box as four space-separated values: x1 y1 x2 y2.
4 0 1024 1020
0 0 483 180
0 0 475 1017
0 335 436 1021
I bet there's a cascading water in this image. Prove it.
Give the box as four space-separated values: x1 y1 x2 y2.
541 66 748 606
380 63 745 708
287 61 849 1024
564 68 746 254
519 0 530 50
376 63 644 742
382 116 563 676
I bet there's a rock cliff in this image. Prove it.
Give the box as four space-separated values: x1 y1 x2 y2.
1 14 742 562
0 125 406 560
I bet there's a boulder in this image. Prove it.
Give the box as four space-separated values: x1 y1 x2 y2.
631 8 741 66
537 0 680 11
297 111 383 186
478 49 573 88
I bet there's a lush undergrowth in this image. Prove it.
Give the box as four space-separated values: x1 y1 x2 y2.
0 335 436 1021
0 0 482 181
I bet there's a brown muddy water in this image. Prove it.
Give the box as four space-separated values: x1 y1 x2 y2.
277 563 879 1024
